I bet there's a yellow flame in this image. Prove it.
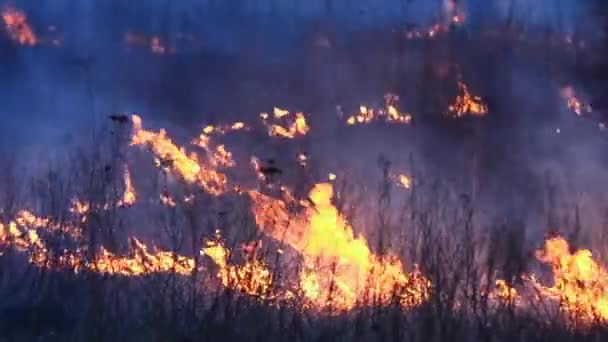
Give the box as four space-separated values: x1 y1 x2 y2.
449 82 488 117
250 183 429 311
345 94 412 126
118 165 136 207
131 115 228 196
535 236 608 323
395 174 412 189
203 233 273 298
262 108 310 139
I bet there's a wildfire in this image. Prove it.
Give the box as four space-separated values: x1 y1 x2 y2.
2 7 37 46
534 236 608 324
561 87 592 116
118 165 136 207
1 211 195 276
249 183 430 311
202 232 273 298
7 110 608 329
345 94 412 126
394 174 412 189
448 82 488 117
90 238 195 276
131 115 228 196
261 108 310 139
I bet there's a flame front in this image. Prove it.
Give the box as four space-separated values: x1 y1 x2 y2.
131 115 228 196
250 183 429 311
535 237 608 324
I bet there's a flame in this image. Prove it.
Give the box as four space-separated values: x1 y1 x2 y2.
1 212 195 276
131 115 228 196
202 232 273 297
535 236 608 323
561 87 592 116
345 94 412 126
118 165 136 207
90 238 195 276
261 108 310 139
193 122 247 169
69 199 90 217
1 7 37 46
15 210 83 240
160 191 177 207
394 174 412 189
250 183 429 311
449 82 488 117
491 279 520 304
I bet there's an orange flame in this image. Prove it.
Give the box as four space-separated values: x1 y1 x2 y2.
1 212 195 276
449 82 488 117
394 174 412 189
561 87 592 116
131 115 228 196
1 7 37 46
261 108 310 139
346 94 412 126
203 232 273 298
535 236 608 323
250 183 429 311
118 165 136 207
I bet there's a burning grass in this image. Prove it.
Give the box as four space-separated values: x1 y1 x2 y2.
1 113 607 341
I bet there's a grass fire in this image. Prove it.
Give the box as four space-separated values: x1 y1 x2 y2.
1 1 608 341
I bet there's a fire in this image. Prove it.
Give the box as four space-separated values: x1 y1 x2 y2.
561 87 592 116
160 191 177 207
535 236 608 323
118 165 136 207
1 7 37 46
15 210 83 240
202 232 273 298
449 82 488 117
394 174 412 189
1 211 195 276
491 279 520 304
345 94 412 126
261 108 310 139
69 199 90 217
193 123 247 170
250 183 429 311
90 238 195 276
131 115 228 196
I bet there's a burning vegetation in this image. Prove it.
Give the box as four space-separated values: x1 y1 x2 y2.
2 2 608 341
1 7 36 46
1 114 607 333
